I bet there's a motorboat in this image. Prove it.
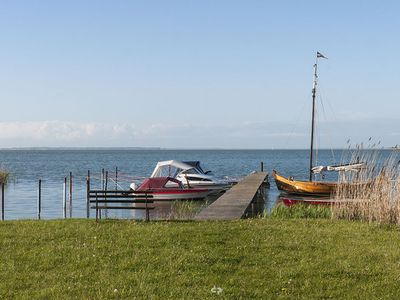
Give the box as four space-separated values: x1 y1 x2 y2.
150 160 233 191
131 177 211 201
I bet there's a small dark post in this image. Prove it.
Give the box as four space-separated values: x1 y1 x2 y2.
86 170 90 219
101 168 105 189
115 167 118 191
38 179 42 220
145 193 150 222
260 161 264 172
105 171 108 218
105 171 108 190
1 183 4 221
63 177 67 219
69 172 73 218
95 192 99 222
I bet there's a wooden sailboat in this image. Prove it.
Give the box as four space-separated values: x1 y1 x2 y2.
272 170 337 196
273 52 364 196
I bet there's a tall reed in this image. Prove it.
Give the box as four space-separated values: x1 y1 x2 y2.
332 148 400 225
0 169 9 185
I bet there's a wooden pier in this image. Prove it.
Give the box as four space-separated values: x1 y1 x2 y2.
194 172 268 220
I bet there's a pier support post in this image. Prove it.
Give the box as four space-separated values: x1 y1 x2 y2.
145 193 150 222
86 170 90 219
95 192 99 222
63 177 67 219
1 183 4 221
101 168 105 189
105 171 108 218
115 167 118 191
69 172 72 218
260 161 264 172
37 179 42 220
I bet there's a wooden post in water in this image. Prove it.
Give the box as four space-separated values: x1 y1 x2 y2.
63 177 67 219
260 161 264 172
69 172 73 218
1 183 4 221
95 192 99 222
105 171 108 218
145 193 150 222
37 179 42 220
86 170 90 219
115 167 118 191
101 168 105 189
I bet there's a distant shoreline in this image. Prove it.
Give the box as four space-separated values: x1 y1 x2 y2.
0 147 162 151
0 147 396 151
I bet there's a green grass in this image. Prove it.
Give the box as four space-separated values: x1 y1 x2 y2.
270 203 332 219
1 219 400 299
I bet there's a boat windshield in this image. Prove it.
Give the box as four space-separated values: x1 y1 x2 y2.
152 165 182 178
183 161 209 174
151 160 213 178
181 168 201 175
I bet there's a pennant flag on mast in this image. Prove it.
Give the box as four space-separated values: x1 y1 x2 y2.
317 51 328 59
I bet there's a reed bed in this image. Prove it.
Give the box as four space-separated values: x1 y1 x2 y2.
0 169 9 185
332 148 400 225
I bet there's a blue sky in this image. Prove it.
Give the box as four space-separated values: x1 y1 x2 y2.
1 0 399 148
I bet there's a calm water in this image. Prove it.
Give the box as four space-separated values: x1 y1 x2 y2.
0 149 392 220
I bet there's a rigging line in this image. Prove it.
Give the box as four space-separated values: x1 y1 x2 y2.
107 177 125 190
318 90 336 165
319 80 338 126
279 90 310 150
317 70 338 163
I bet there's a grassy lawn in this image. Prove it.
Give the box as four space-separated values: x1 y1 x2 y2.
1 218 400 299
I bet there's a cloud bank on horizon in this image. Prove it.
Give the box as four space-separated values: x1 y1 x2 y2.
0 118 398 149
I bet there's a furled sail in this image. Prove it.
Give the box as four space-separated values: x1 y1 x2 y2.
312 162 366 174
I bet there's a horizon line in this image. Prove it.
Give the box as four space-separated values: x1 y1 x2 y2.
0 146 394 151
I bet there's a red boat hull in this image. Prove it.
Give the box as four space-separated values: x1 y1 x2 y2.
133 177 211 200
280 196 335 206
133 189 210 201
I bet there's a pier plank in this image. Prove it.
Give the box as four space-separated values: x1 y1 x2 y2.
194 172 267 220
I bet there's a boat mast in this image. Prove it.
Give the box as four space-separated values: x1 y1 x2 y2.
309 52 328 181
309 60 318 182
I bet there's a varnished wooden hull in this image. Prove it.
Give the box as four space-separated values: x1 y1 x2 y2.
272 170 337 196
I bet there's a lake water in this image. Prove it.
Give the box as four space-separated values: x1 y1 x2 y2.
0 149 392 220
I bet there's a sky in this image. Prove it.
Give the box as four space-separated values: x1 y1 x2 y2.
1 0 399 148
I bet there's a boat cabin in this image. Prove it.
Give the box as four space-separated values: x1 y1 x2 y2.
151 160 209 178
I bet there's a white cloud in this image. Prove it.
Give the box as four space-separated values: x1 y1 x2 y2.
0 118 398 148
0 121 137 145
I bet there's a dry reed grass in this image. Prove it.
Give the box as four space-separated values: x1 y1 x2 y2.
332 147 400 225
0 169 9 185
